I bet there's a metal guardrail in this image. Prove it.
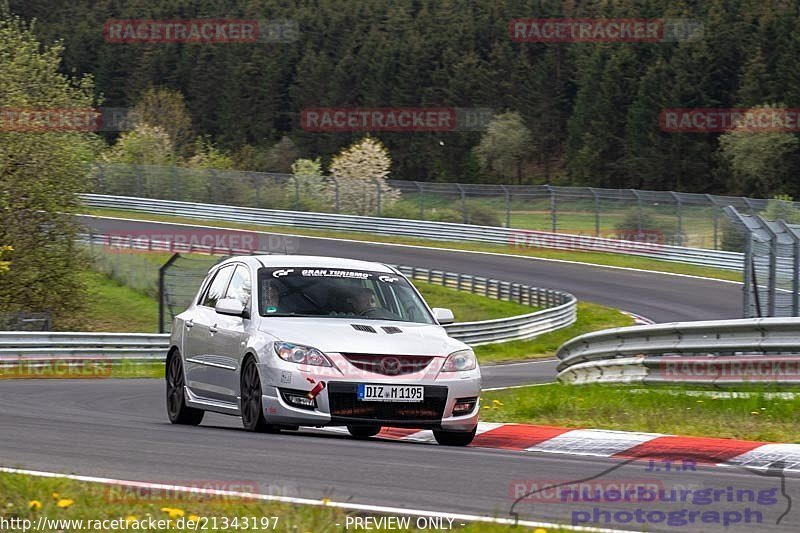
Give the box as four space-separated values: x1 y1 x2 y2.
7 215 571 361
91 162 791 250
556 317 800 385
394 266 577 345
0 332 169 362
81 194 744 271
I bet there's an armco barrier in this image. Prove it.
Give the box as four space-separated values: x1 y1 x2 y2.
78 232 577 346
556 317 800 385
80 194 744 270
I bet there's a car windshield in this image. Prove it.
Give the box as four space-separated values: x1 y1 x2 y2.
257 267 434 324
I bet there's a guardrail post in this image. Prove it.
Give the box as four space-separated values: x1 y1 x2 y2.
291 175 300 209
631 189 643 233
95 162 105 193
456 183 467 224
158 253 181 334
547 185 557 232
589 187 600 236
330 176 340 212
501 185 511 227
415 181 424 219
670 192 683 245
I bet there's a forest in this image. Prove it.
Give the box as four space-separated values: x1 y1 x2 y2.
9 0 800 197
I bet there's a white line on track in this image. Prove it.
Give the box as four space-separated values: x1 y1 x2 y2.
0 466 635 533
80 213 742 285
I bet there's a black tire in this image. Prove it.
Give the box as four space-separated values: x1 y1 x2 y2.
433 426 477 446
166 352 204 425
240 357 280 433
347 425 381 439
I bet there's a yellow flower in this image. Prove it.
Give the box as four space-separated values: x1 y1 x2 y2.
750 411 760 415
534 529 548 533
188 515 200 522
696 400 704 403
492 400 504 406
125 516 138 524
28 500 42 511
56 499 74 509
51 493 60 500
160 507 184 519
321 498 331 505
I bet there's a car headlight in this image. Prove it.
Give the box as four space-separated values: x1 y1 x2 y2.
274 342 332 367
441 349 477 372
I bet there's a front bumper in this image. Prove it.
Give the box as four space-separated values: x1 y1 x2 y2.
258 362 481 431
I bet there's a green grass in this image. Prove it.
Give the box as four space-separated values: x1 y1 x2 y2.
0 472 558 532
414 282 536 322
83 207 742 282
78 271 159 333
473 302 633 363
481 383 800 442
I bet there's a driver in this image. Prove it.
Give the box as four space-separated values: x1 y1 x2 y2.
348 287 377 315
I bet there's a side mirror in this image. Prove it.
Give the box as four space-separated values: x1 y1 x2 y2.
215 297 248 318
432 307 455 325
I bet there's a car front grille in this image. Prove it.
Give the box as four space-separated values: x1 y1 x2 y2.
341 353 433 376
327 382 447 421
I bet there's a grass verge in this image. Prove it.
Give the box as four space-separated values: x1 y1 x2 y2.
473 302 633 364
83 207 742 282
79 271 159 333
414 282 536 322
480 383 800 442
0 472 552 532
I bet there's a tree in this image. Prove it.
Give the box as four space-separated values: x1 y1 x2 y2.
0 14 101 325
266 136 299 173
474 112 532 184
718 105 800 198
328 137 399 215
131 87 195 157
292 157 333 211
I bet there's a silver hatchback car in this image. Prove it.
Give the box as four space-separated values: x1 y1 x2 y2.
166 255 481 445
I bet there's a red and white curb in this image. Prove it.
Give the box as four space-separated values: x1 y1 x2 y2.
315 423 800 472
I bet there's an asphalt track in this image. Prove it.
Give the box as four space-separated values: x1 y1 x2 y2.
78 214 742 388
0 215 768 532
1 379 796 532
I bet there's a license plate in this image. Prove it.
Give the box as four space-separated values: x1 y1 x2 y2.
357 384 424 402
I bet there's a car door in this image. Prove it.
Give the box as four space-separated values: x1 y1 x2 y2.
184 264 235 400
208 263 254 403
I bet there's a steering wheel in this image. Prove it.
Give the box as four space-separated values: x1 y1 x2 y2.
359 307 383 317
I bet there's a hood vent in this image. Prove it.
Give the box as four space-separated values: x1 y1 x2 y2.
351 324 377 333
382 326 402 334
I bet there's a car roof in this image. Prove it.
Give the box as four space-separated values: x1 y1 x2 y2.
218 255 396 273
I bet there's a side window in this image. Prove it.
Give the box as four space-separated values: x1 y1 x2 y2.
224 265 252 308
200 265 234 308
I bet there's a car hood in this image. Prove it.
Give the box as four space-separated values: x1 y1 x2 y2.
257 317 466 356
